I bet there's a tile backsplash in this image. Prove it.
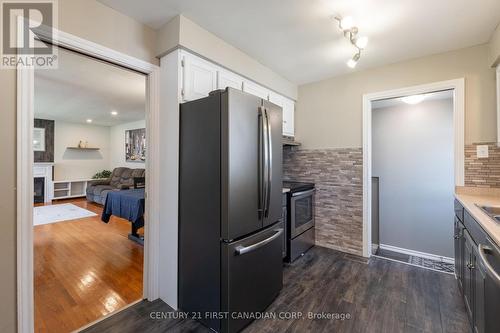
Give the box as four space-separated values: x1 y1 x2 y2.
281 142 500 257
283 147 363 256
465 143 500 188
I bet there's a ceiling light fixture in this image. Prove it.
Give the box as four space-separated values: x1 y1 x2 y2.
86 119 92 123
111 111 118 116
401 94 426 105
334 15 369 68
347 53 360 68
339 16 354 31
354 36 368 49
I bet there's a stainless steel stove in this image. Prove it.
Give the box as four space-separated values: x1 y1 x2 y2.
283 181 315 262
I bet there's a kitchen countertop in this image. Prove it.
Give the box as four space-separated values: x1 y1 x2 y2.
455 187 500 247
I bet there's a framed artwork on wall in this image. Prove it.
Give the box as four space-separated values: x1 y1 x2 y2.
125 128 146 162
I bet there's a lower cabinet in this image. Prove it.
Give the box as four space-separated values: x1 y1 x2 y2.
454 217 464 290
473 245 486 333
463 230 474 321
454 200 499 333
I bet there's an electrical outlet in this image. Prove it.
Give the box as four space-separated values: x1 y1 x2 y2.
476 145 489 158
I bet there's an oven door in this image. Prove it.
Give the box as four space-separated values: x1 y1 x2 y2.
290 189 315 238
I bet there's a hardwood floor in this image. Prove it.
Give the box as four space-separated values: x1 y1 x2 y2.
82 246 470 333
34 198 144 333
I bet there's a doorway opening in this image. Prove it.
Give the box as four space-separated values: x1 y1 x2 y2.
362 79 465 265
33 45 147 332
17 24 160 333
370 90 455 273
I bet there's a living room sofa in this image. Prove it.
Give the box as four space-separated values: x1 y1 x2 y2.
86 167 145 205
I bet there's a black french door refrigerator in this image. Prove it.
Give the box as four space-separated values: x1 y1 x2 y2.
179 88 284 333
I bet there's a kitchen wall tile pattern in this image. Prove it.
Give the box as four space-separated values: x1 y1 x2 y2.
283 147 363 256
464 143 500 188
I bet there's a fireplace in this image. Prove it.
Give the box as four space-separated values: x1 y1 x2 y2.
34 177 45 203
33 163 54 203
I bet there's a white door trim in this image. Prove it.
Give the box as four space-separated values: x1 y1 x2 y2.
362 78 465 258
17 24 161 333
496 65 500 144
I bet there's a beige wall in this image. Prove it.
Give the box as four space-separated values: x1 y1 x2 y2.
490 24 500 67
59 0 158 65
156 15 180 57
157 15 298 100
53 121 111 180
296 44 497 149
0 67 17 333
0 1 157 332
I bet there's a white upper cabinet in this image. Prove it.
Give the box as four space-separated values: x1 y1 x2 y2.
282 97 295 137
242 80 270 100
182 54 217 101
268 91 284 107
180 51 295 137
217 69 244 90
270 92 295 137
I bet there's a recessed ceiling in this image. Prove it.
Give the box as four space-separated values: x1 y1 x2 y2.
371 90 453 109
35 46 146 127
98 0 500 84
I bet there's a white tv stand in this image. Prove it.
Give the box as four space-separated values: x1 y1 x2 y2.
52 179 94 200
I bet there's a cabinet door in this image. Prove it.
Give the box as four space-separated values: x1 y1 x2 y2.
454 218 463 289
464 230 474 321
217 69 243 90
269 92 293 137
269 91 284 107
282 98 295 137
473 247 486 333
242 80 269 100
182 54 217 101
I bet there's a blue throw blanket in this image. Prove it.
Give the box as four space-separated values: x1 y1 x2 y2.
101 188 145 229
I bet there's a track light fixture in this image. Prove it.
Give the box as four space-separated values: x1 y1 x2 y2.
334 15 368 68
347 52 360 68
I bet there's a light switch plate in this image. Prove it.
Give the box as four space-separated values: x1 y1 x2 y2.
476 145 489 158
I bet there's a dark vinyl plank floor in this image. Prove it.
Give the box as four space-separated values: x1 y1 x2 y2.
82 246 470 333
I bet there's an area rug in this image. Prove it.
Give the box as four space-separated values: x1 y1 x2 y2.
34 203 97 226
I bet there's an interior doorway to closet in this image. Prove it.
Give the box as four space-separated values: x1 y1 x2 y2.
368 88 458 273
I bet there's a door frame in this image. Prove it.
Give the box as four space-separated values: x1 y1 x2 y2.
361 78 465 258
496 65 500 142
17 23 160 333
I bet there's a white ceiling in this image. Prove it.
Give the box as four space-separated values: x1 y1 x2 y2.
371 90 453 109
35 46 146 127
98 0 500 84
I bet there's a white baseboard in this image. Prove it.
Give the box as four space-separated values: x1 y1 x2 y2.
379 244 454 264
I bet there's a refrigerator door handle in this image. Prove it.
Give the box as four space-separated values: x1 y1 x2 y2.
258 107 268 218
264 108 272 218
235 228 283 255
261 107 269 218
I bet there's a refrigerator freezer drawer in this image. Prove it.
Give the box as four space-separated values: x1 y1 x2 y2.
221 224 284 333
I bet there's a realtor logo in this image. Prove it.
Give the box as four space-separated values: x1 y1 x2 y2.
1 0 58 68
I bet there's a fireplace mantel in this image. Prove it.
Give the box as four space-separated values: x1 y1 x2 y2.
33 163 54 203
